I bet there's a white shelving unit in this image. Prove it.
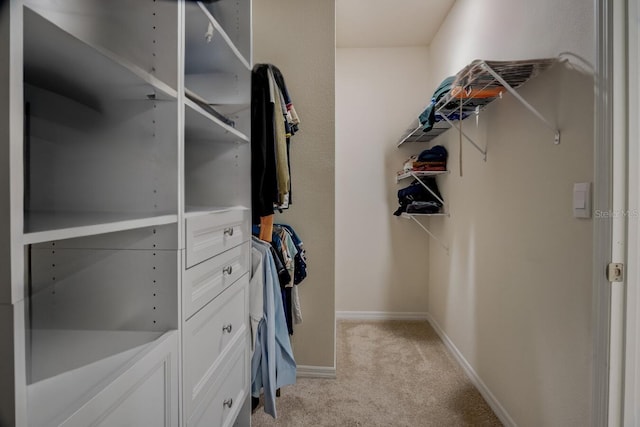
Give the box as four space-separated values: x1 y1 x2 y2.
397 58 559 158
396 59 560 251
21 2 182 425
0 1 252 426
183 1 251 216
24 5 180 244
182 2 253 426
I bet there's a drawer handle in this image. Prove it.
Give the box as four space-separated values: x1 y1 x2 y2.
223 265 233 275
222 323 233 334
223 398 233 409
224 227 234 237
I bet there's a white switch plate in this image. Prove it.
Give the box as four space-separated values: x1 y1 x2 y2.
573 182 591 218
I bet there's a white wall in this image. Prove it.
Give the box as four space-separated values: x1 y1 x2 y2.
253 0 336 368
335 47 431 314
426 0 595 426
428 0 594 84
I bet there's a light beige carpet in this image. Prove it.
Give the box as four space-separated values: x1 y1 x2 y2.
251 320 503 426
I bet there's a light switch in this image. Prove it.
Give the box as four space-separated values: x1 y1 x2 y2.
573 191 586 209
573 182 591 218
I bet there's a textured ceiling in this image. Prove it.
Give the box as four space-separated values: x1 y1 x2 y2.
336 0 456 48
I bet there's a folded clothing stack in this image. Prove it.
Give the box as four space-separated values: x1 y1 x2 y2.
417 145 447 171
418 76 455 133
418 145 447 162
406 201 441 214
411 161 446 172
400 145 448 174
393 177 443 216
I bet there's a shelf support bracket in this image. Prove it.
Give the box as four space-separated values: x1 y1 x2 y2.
407 214 449 252
397 123 423 147
438 114 488 161
410 172 446 207
480 62 561 145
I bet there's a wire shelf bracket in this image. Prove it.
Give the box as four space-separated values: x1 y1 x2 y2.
437 109 488 161
480 61 561 145
397 123 423 146
402 213 449 253
399 171 449 252
410 172 446 207
397 58 561 149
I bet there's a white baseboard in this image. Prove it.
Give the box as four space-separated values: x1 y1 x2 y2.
335 311 429 321
425 313 517 427
296 365 336 379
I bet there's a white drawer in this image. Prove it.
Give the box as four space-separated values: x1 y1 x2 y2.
188 338 249 427
55 331 179 427
183 276 249 419
185 209 249 268
183 242 250 320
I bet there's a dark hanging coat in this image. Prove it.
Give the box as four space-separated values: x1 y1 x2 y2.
251 64 278 222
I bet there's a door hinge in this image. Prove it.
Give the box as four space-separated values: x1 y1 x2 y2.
607 263 624 283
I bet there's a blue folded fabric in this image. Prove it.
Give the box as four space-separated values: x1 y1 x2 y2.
418 76 456 132
417 145 448 162
435 111 468 122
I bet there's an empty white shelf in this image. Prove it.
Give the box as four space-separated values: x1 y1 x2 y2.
29 329 164 383
28 329 172 427
24 7 177 109
185 98 249 143
24 212 178 244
